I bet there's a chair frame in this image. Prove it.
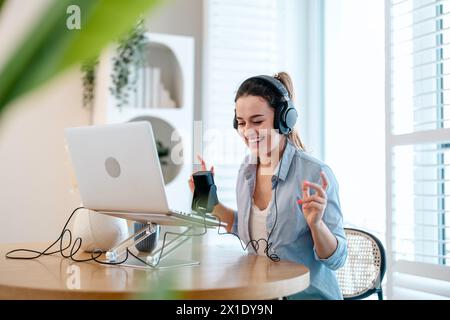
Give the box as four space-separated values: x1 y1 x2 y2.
341 228 386 300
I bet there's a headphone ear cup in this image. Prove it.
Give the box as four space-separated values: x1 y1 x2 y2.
284 107 298 132
279 102 298 135
233 110 238 129
276 102 291 135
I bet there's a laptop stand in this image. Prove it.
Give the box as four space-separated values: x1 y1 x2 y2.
105 222 199 269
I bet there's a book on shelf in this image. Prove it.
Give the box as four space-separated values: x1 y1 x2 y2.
152 67 161 108
144 66 153 109
136 65 145 109
127 64 136 108
160 87 176 108
130 65 178 109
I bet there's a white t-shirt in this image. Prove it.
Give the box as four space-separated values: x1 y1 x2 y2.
249 198 272 256
250 162 279 256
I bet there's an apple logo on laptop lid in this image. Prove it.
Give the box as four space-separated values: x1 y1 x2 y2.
105 157 121 178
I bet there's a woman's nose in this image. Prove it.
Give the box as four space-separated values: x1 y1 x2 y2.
243 127 258 139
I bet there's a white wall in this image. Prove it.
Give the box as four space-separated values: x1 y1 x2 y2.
0 0 202 243
145 0 203 122
288 0 325 159
0 0 91 242
324 0 385 236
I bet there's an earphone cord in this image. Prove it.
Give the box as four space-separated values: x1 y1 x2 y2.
4 149 285 265
213 148 284 263
4 206 211 269
3 207 126 264
265 149 283 261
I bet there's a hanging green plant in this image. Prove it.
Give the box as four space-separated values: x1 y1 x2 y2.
109 19 147 109
81 57 99 110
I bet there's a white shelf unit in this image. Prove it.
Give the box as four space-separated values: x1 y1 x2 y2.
93 32 195 212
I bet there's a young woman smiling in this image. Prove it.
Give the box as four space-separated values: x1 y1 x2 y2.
190 72 347 300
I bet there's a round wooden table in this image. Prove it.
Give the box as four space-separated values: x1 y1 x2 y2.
0 233 309 299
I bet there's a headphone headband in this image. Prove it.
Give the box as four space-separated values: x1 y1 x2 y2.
233 74 298 135
251 75 290 102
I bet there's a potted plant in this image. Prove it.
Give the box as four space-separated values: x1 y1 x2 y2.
109 19 147 109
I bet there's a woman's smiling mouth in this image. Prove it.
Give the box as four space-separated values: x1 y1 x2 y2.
248 136 265 145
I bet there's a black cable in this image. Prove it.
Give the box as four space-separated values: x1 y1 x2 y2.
5 206 132 265
4 143 285 265
126 217 209 269
4 206 211 269
129 213 209 268
212 144 285 262
265 147 283 262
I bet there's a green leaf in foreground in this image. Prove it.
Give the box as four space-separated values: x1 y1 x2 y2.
0 0 164 115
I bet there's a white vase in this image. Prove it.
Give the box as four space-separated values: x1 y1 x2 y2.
72 208 129 252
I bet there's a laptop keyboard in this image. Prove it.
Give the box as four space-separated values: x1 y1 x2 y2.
171 209 193 216
170 209 222 226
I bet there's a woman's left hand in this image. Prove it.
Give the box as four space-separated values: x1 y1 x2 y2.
299 171 329 228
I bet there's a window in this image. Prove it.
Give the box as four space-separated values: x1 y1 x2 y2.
387 0 450 299
323 0 386 237
203 0 326 210
203 0 288 208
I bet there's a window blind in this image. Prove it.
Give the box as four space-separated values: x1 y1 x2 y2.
387 0 450 299
203 0 287 208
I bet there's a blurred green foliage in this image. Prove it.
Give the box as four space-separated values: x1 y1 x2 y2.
0 0 164 115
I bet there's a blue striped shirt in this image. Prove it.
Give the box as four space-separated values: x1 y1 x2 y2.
232 140 347 300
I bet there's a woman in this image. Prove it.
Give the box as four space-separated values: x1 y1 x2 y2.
189 72 347 300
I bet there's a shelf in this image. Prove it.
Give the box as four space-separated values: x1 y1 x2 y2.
94 32 195 211
130 115 183 185
127 34 184 110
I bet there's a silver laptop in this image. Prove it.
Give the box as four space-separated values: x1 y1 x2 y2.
64 121 224 228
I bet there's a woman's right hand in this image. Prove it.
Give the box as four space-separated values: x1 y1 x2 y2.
188 155 215 193
189 158 234 231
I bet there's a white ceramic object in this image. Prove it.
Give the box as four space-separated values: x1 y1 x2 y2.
72 208 129 252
